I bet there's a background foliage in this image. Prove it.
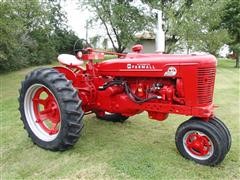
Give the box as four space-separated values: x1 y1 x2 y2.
0 0 79 72
1 0 239 72
81 0 153 53
81 0 240 67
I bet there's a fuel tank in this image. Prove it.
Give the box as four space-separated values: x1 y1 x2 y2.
96 53 217 77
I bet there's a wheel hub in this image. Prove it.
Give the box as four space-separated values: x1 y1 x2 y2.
183 130 213 160
32 87 60 135
186 133 210 156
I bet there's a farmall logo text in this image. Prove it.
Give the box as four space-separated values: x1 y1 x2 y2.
127 64 155 69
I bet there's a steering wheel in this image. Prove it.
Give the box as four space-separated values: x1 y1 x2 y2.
73 39 92 55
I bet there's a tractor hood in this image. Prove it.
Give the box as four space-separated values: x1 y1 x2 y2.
96 53 217 77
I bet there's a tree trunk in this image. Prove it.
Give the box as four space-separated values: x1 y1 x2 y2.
210 51 217 57
235 54 239 68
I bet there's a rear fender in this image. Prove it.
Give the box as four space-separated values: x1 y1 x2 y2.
53 66 77 85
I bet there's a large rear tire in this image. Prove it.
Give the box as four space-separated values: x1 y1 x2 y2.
19 68 84 151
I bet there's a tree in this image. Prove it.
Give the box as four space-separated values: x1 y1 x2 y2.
102 38 108 50
143 0 229 55
221 0 240 68
0 1 34 71
0 0 80 72
80 0 153 53
176 0 229 55
90 35 101 48
47 0 80 54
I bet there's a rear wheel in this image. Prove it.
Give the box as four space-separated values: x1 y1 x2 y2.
96 112 129 123
19 68 84 151
175 118 229 166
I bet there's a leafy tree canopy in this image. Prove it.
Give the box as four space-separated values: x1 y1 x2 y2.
221 0 240 67
0 0 80 72
80 0 153 52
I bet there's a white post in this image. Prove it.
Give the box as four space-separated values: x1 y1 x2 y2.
85 20 89 43
155 10 165 53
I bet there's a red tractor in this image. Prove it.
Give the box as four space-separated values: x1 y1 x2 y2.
19 44 231 166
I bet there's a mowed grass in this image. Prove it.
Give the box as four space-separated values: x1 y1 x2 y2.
0 60 239 179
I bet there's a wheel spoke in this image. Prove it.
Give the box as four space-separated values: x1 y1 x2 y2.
32 98 48 106
44 88 54 98
200 147 209 155
186 140 194 148
51 105 58 113
38 114 49 121
40 108 52 114
202 136 210 143
49 123 59 135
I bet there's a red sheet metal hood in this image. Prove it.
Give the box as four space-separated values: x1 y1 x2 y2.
96 53 217 77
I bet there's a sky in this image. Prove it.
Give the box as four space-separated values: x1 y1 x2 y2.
62 0 89 39
62 0 106 40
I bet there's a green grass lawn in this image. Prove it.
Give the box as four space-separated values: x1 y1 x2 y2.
0 59 239 179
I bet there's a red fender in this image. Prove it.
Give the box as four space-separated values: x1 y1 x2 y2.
53 66 77 84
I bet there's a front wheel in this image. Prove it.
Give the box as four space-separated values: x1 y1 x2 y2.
19 68 84 151
175 118 229 166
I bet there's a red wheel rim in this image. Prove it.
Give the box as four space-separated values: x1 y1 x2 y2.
184 131 212 158
32 87 61 135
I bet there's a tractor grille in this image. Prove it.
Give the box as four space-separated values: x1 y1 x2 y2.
197 67 216 105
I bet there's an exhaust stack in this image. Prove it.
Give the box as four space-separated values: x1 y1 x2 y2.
155 10 165 53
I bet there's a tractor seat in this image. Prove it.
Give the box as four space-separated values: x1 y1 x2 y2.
57 54 83 66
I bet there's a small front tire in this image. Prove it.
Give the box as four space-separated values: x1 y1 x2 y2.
209 117 231 153
175 118 228 166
